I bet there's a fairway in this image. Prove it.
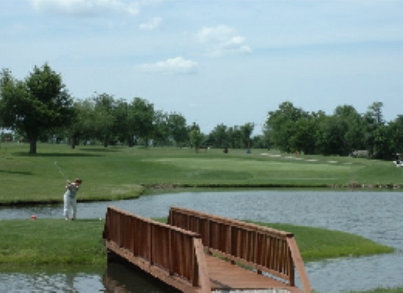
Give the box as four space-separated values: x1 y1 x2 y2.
149 157 358 182
0 143 402 204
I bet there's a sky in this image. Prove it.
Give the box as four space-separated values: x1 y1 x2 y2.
1 0 403 135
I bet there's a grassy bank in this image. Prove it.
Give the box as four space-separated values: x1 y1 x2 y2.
0 218 393 267
0 218 398 292
247 221 394 262
0 143 402 205
0 219 105 266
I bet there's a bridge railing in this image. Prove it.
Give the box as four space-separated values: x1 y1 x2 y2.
103 207 211 293
168 206 312 292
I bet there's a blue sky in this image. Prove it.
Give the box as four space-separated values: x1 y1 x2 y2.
1 0 403 134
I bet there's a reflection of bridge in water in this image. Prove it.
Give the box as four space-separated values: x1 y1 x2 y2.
103 262 181 293
103 206 312 293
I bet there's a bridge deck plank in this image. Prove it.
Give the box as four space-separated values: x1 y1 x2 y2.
205 254 302 293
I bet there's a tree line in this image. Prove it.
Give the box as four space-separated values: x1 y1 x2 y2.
0 63 402 158
264 101 403 159
0 63 256 153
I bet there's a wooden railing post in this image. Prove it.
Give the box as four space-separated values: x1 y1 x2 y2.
168 229 173 275
287 236 312 293
193 238 211 293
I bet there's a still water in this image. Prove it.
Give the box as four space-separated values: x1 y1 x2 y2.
0 263 180 293
1 190 402 292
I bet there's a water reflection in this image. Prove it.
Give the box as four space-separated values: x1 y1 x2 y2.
0 262 180 293
0 266 105 293
1 190 403 292
103 261 181 293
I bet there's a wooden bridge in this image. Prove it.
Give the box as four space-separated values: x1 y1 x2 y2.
103 206 312 293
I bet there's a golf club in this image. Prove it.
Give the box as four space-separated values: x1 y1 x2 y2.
54 161 67 180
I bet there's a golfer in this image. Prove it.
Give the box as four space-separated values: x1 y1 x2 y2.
63 178 82 221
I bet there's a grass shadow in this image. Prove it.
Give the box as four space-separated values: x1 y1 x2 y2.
78 148 120 153
13 152 103 157
0 169 32 175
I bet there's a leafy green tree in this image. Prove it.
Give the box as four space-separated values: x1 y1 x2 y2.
334 105 363 150
290 115 318 155
240 122 254 149
316 115 348 155
112 99 131 146
227 126 242 148
92 93 116 147
251 134 268 149
153 110 169 146
0 64 74 154
130 97 155 147
363 102 384 157
262 123 273 150
108 98 154 147
266 101 308 153
168 112 188 147
65 99 99 148
189 123 203 152
368 102 384 125
387 115 403 155
373 124 392 159
208 123 228 148
312 106 366 156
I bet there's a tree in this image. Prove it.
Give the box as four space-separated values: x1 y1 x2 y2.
262 123 273 150
112 99 131 146
0 64 74 154
363 102 384 157
168 112 188 147
251 134 268 149
208 123 228 148
227 126 242 148
290 115 318 155
316 105 365 156
316 115 348 156
240 122 254 149
333 105 365 155
266 101 308 153
91 93 116 147
130 97 155 147
153 110 169 146
387 115 403 155
373 124 391 159
189 123 203 152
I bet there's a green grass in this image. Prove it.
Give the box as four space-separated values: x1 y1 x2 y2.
246 221 394 262
0 142 402 205
0 218 393 266
0 218 398 293
0 219 106 266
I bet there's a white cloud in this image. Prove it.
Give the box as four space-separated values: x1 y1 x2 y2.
139 17 162 30
137 56 197 75
196 25 252 57
27 0 140 17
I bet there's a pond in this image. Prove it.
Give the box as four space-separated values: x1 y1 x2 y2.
1 190 402 292
0 263 180 293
